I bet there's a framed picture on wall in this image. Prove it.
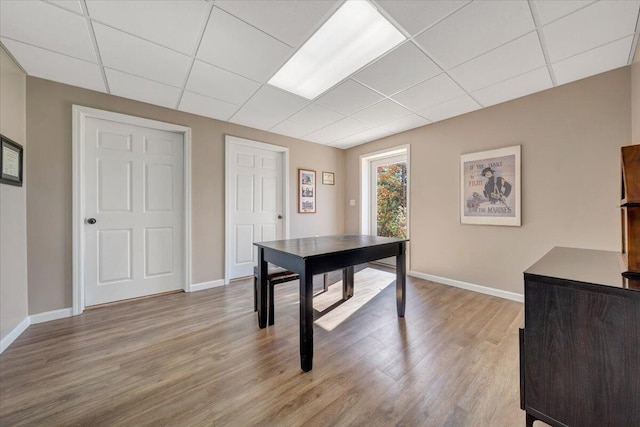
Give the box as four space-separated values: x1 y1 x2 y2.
460 145 521 226
322 171 335 185
298 168 316 213
1 134 24 187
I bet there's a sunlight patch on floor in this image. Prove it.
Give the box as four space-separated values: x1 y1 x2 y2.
314 268 395 331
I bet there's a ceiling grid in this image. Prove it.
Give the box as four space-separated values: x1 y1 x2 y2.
1 0 638 149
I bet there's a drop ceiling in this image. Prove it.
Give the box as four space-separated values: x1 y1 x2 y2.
1 0 639 149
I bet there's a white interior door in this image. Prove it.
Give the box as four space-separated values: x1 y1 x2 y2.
227 142 284 280
84 117 184 306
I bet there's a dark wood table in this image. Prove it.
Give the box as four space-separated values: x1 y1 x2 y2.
254 234 408 372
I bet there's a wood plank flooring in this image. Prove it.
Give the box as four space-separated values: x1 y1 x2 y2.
0 266 528 426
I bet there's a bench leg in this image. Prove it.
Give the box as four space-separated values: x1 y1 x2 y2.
253 275 257 312
268 282 275 326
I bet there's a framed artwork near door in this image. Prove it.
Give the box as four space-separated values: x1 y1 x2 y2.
298 168 316 213
322 171 335 185
460 145 521 226
1 134 24 187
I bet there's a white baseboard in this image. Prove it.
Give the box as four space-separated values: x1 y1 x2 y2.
190 279 225 292
30 308 73 324
409 270 524 303
1 307 75 354
0 316 30 355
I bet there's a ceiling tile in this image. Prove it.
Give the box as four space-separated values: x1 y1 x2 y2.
392 73 465 111
304 117 372 144
415 0 535 69
1 38 104 92
47 1 84 15
542 0 640 62
376 0 470 36
353 42 441 96
86 0 209 55
330 126 394 148
448 32 546 92
532 0 594 25
281 104 344 130
229 106 292 130
106 68 181 108
186 60 260 106
197 7 292 82
93 23 191 87
214 0 338 47
473 67 552 107
244 86 308 115
270 104 345 138
553 36 634 85
381 113 430 134
270 120 316 139
352 99 412 125
230 85 309 130
0 0 96 62
314 80 384 115
178 91 239 122
419 95 481 122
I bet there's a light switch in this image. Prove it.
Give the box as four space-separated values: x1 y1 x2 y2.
349 199 356 206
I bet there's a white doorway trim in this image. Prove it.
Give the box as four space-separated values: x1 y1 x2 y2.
224 135 290 285
72 105 192 315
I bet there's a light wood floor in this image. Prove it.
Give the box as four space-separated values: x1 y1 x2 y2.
0 266 527 426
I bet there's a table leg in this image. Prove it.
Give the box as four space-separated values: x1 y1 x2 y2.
396 242 406 317
525 413 536 427
300 264 313 372
342 267 354 300
257 248 268 328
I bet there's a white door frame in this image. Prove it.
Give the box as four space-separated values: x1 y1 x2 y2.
225 135 290 285
72 105 192 315
360 144 411 267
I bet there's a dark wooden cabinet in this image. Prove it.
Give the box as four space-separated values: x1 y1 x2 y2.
621 144 640 276
520 247 640 427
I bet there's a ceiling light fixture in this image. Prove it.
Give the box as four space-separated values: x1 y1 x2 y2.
268 0 406 100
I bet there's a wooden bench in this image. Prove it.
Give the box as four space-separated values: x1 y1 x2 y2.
253 266 330 326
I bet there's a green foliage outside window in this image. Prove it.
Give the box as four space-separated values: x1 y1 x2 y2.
376 163 407 239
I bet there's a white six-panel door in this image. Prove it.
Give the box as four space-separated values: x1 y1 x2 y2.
84 117 184 306
227 142 283 280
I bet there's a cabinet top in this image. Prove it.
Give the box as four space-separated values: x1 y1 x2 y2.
525 247 637 291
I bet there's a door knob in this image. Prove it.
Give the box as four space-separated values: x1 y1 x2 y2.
277 215 282 219
87 218 97 224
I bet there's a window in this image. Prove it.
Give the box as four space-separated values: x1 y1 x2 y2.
370 155 407 239
360 146 409 242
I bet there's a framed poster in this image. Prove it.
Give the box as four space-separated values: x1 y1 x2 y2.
322 171 335 185
460 145 521 226
1 134 23 187
298 168 316 213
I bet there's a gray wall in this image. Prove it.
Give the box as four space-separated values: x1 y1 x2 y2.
0 47 29 340
344 67 631 296
25 77 345 314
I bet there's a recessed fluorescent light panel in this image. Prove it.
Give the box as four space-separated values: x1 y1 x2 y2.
268 0 406 99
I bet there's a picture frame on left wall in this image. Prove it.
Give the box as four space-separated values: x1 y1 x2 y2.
298 168 316 213
1 134 23 187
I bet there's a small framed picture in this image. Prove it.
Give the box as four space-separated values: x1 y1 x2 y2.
1 134 24 187
322 171 335 185
298 168 316 213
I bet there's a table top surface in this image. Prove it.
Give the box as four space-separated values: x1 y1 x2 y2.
254 234 407 258
524 246 637 290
